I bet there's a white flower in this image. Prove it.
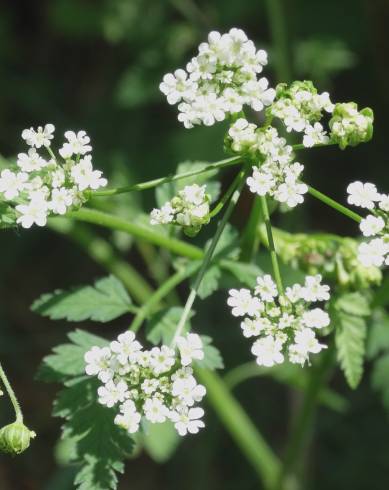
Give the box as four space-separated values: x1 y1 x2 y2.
302 308 330 329
301 275 330 302
59 130 92 158
255 274 278 302
378 194 389 212
227 288 262 317
303 122 329 148
150 346 176 374
358 238 388 267
51 167 66 188
49 187 74 215
240 317 270 337
285 284 304 303
115 401 141 433
71 155 107 191
170 406 205 436
110 331 142 365
290 328 326 364
141 378 160 396
246 168 275 196
274 177 308 208
159 69 197 105
84 346 113 383
150 202 174 225
17 148 48 172
347 181 380 209
98 380 128 408
144 397 169 423
359 215 385 237
22 124 55 148
16 197 48 228
176 333 204 366
180 184 206 206
251 336 284 367
0 169 28 200
172 376 206 406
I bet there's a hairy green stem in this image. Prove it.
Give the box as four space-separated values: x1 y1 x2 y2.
307 185 362 223
171 163 250 345
0 361 23 422
259 195 284 295
130 262 200 333
65 208 203 260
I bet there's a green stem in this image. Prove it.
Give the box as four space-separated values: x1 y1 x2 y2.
259 195 284 296
196 367 280 489
210 168 246 218
0 361 23 422
130 262 200 333
92 156 242 197
171 163 250 345
307 185 362 223
265 0 292 82
275 345 335 489
239 196 263 262
65 208 203 260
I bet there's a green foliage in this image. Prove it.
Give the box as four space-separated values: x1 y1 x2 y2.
334 292 370 389
141 421 180 463
197 335 224 370
38 330 134 490
32 275 133 323
146 306 192 345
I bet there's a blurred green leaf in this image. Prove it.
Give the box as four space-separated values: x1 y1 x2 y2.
142 421 180 463
197 335 224 370
146 306 192 345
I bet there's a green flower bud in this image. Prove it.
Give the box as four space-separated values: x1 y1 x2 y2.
0 421 36 455
329 102 374 150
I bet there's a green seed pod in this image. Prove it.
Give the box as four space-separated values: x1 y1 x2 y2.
0 421 36 455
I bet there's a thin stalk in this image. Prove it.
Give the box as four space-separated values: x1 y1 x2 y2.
92 156 242 197
171 163 250 345
196 367 280 490
130 262 200 333
259 195 284 296
65 208 204 260
0 361 23 422
210 168 245 218
308 185 362 223
239 196 263 262
275 345 335 489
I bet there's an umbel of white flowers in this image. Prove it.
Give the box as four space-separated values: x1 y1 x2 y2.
0 124 107 228
346 181 389 268
84 331 206 437
227 274 331 367
150 183 210 236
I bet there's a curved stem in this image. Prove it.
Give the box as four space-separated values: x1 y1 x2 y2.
65 208 204 260
130 262 200 333
259 195 284 296
171 163 251 345
307 185 362 223
0 361 23 422
92 156 242 197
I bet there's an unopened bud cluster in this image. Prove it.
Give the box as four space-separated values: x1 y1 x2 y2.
85 331 206 437
0 124 107 228
330 103 373 150
347 181 389 268
227 274 330 367
150 184 210 236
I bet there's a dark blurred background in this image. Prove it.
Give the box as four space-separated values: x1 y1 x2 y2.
0 0 389 488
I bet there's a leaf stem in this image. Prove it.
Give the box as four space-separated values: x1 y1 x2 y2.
307 185 362 223
239 196 263 262
171 163 251 345
0 361 23 422
259 195 284 296
210 168 246 218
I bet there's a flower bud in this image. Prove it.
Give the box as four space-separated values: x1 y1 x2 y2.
0 421 36 455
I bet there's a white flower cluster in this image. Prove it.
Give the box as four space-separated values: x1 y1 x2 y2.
347 181 389 267
229 119 308 208
84 331 206 437
159 28 275 128
329 103 374 150
150 184 210 236
271 81 333 147
227 274 330 366
0 124 107 228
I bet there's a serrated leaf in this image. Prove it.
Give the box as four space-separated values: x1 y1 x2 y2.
366 309 389 359
335 311 367 389
197 265 222 299
221 260 263 288
335 292 371 317
142 421 180 463
39 331 134 490
32 275 133 323
146 307 193 345
196 335 224 370
371 354 389 410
